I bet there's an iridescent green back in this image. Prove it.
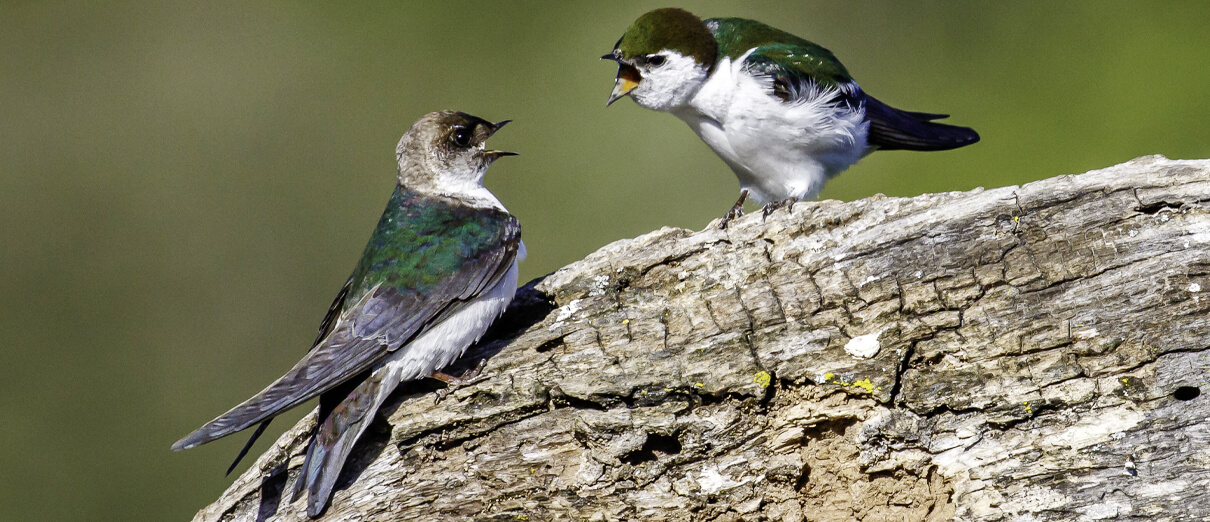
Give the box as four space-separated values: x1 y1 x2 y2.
708 17 853 88
345 187 518 305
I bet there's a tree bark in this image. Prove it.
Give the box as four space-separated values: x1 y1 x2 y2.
192 156 1210 522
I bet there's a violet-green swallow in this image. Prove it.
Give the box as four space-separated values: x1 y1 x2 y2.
603 8 980 226
172 111 524 518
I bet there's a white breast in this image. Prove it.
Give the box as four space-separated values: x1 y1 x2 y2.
675 52 871 204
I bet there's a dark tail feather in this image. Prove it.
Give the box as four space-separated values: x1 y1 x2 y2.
864 95 979 151
294 373 389 518
900 109 949 121
225 419 272 476
290 428 319 503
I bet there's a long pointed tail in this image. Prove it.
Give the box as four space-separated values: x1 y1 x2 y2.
292 372 393 518
863 95 980 151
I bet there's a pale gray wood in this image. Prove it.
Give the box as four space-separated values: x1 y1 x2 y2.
191 156 1210 521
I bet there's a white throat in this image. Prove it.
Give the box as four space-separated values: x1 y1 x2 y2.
431 174 507 210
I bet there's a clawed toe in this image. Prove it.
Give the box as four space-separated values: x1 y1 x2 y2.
761 197 798 221
720 206 744 229
719 190 750 229
431 358 489 404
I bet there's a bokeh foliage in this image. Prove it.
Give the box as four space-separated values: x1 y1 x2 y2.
2 1 1207 520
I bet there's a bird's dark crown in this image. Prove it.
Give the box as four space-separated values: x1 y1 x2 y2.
614 8 717 67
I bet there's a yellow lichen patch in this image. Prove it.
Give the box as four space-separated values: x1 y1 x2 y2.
1023 401 1032 414
754 371 772 388
819 372 879 393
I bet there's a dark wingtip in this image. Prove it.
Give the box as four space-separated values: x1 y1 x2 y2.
964 128 981 145
225 420 272 476
864 95 982 151
942 126 980 147
171 419 232 451
171 432 201 451
902 110 951 121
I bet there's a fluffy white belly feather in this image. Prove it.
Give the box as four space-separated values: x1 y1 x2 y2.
674 54 870 204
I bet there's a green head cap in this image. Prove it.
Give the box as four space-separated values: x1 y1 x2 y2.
615 8 717 67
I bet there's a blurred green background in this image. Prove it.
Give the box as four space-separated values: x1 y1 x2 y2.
2 1 1208 520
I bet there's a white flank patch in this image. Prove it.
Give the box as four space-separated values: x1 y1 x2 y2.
844 332 881 359
383 257 521 382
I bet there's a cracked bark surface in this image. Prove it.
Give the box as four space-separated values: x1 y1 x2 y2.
192 156 1210 522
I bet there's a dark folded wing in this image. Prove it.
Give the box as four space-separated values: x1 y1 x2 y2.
172 215 520 451
739 42 859 103
223 276 357 474
863 94 980 151
734 39 978 152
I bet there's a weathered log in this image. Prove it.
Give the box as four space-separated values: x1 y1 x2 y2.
192 156 1210 521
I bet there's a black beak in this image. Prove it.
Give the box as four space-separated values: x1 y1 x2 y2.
601 50 622 62
484 150 518 163
488 120 511 136
483 120 516 161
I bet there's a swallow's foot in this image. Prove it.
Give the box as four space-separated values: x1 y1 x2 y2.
719 190 750 229
761 197 798 221
431 358 489 403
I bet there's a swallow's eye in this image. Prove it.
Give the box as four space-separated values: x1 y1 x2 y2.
647 54 666 67
452 127 472 147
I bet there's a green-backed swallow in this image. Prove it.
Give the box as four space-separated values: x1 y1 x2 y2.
172 111 524 518
603 8 980 226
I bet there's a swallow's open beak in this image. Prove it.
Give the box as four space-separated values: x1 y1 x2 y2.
483 121 517 163
484 148 517 166
487 120 511 136
603 52 641 107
